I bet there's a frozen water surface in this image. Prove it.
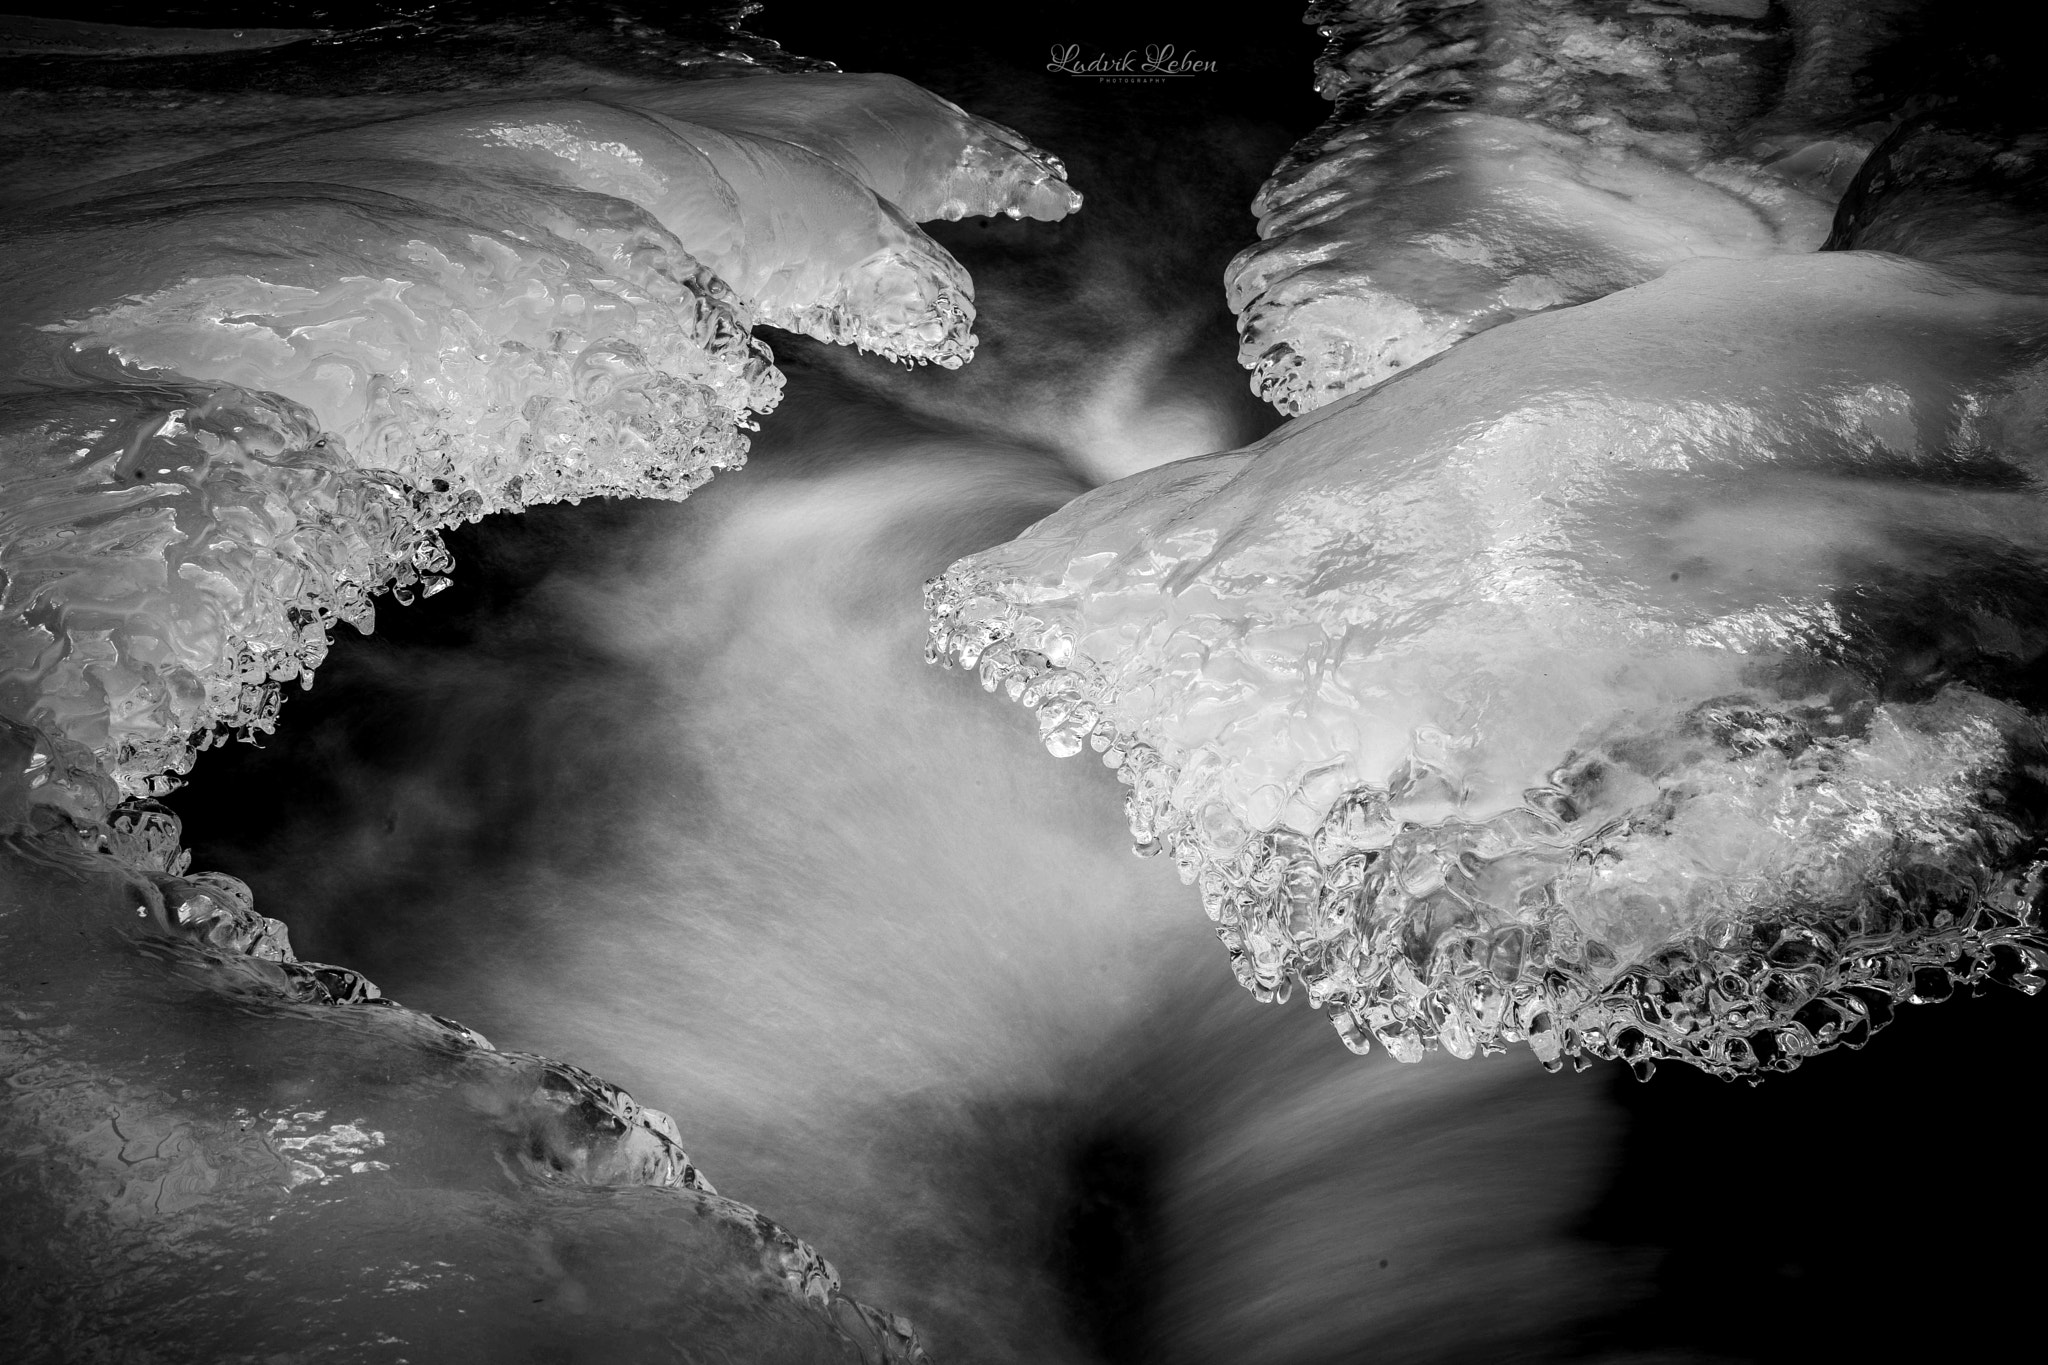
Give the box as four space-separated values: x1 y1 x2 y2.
1227 0 1917 415
931 106 2048 1079
0 9 1075 795
0 4 1084 1358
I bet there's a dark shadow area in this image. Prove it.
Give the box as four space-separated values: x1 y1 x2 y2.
1054 1127 1163 1362
1578 983 2048 1362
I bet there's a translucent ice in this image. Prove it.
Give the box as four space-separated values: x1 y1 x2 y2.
930 243 2048 1080
2 71 1076 794
1227 1 1916 415
30 94 986 393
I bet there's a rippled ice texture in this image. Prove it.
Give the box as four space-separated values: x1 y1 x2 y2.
1 41 1076 795
1226 0 1901 414
930 250 2048 1079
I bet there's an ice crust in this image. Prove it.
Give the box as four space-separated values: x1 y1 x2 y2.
1 75 1077 796
1228 0 1904 415
929 251 2048 1080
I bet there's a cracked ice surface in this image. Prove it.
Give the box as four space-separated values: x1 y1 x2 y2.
1228 0 1910 415
930 248 2048 1080
1 60 1076 798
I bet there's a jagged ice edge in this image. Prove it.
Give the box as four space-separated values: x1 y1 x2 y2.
924 567 2048 1082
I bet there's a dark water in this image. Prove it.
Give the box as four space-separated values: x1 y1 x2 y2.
99 2 2048 1360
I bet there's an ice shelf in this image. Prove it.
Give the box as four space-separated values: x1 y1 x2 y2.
1 66 1076 797
1227 0 1920 415
930 239 2048 1080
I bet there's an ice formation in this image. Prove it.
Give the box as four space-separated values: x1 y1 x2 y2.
1 12 1080 1358
2 54 1076 796
930 114 2048 1079
618 72 1085 225
1227 0 1917 415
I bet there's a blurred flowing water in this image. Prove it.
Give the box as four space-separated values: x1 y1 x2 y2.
52 1 2028 1360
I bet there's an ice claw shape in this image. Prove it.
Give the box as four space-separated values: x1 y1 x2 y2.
3 66 1082 794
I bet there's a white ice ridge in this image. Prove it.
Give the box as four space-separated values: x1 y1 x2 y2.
930 249 2048 1081
1228 0 1908 416
0 72 1079 796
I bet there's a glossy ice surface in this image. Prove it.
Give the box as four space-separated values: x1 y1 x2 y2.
930 252 2048 1077
1 46 1076 795
617 72 1084 225
1228 0 1900 414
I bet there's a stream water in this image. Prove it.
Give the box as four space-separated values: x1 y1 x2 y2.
3 3 2042 1361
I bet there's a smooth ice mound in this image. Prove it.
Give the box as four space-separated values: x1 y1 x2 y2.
930 248 2048 1080
1 70 1077 795
617 72 1086 225
1228 0 1907 415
